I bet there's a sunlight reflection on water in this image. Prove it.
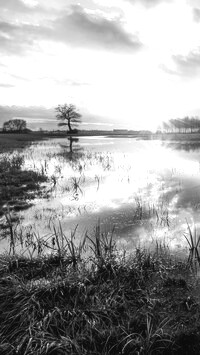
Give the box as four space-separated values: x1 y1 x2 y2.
2 136 200 255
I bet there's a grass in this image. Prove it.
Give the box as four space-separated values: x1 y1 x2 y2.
184 221 200 264
0 225 200 354
0 132 70 152
0 153 48 217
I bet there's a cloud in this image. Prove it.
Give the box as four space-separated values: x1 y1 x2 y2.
125 0 172 8
0 21 45 54
159 64 178 76
53 6 142 52
0 0 46 14
193 8 200 21
0 21 53 55
172 50 200 77
0 105 54 119
0 0 31 13
82 122 114 126
0 5 143 55
42 77 90 87
161 49 200 78
9 73 30 81
0 83 15 88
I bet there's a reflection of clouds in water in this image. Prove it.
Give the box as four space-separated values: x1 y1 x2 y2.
130 223 189 252
11 137 200 256
175 177 200 209
80 142 114 146
23 139 200 216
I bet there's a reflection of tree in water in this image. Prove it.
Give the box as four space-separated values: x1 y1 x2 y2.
59 137 85 201
60 136 84 162
164 142 200 152
69 137 79 154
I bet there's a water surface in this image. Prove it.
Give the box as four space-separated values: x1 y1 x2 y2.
2 136 200 255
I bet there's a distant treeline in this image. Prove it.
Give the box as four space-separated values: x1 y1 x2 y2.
160 117 200 133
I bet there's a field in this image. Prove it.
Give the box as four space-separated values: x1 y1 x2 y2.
1 132 200 354
0 132 69 151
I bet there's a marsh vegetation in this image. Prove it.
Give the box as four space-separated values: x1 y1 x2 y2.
1 133 200 353
1 225 200 354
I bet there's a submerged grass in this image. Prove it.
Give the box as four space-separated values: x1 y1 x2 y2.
184 220 200 264
0 153 48 217
0 225 200 354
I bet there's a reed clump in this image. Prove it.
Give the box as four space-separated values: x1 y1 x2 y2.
0 227 199 354
0 153 48 217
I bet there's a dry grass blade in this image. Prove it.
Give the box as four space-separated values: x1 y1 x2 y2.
186 220 194 249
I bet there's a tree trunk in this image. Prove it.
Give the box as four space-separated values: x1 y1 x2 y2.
68 119 72 132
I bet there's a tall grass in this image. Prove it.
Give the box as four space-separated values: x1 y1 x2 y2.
0 222 199 354
184 220 200 265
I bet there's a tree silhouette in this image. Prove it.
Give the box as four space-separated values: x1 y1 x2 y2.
55 104 81 133
162 116 200 133
3 119 27 132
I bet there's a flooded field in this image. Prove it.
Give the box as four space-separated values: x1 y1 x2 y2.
1 135 200 256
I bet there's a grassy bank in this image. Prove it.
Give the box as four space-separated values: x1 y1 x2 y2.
0 132 70 152
0 228 200 355
0 153 48 216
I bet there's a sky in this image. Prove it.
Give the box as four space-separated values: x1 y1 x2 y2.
1 0 200 131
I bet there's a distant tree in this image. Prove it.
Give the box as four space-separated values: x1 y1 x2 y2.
3 119 27 132
162 121 170 133
162 116 200 134
55 104 81 133
169 118 185 133
190 116 200 132
182 116 191 133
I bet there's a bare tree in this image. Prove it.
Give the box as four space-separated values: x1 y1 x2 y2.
162 116 200 134
3 119 27 132
55 104 81 133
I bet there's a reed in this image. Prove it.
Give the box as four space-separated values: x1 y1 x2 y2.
121 316 172 354
184 220 200 265
0 224 198 354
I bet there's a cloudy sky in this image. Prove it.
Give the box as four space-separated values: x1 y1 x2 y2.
1 0 200 130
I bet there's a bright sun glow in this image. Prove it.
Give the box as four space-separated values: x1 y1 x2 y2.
19 138 200 253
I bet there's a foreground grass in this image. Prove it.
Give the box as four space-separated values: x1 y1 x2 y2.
0 245 200 354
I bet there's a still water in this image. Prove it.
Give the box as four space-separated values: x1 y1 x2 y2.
2 136 200 255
